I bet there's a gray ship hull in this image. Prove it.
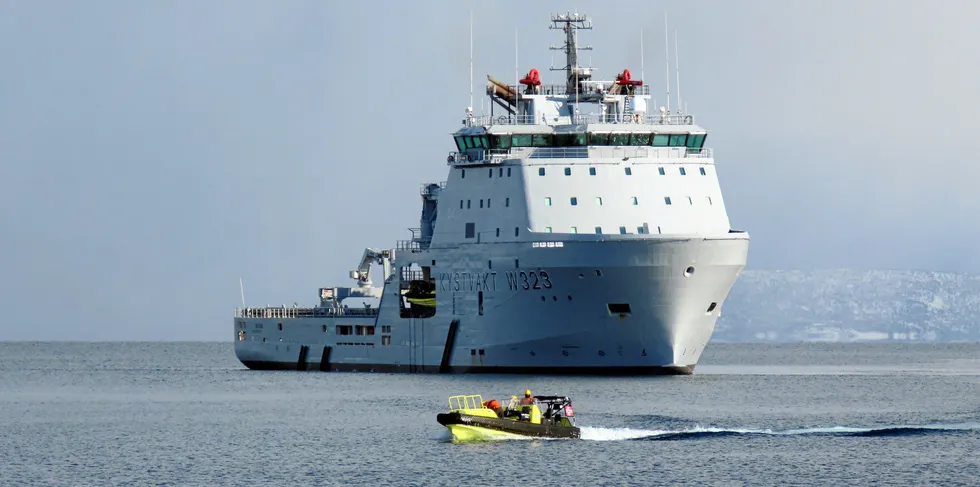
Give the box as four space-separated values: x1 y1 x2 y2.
233 235 748 375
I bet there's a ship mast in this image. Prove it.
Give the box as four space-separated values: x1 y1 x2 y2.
549 12 593 95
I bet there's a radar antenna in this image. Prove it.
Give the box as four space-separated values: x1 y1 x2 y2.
548 12 593 95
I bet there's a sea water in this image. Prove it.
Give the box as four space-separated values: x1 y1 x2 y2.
1 342 977 486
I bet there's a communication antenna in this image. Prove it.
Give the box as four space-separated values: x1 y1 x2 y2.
469 10 473 112
674 30 682 115
549 12 593 122
664 12 671 114
239 277 246 307
640 28 645 84
515 28 519 119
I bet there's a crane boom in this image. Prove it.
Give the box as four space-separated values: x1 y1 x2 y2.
349 248 394 287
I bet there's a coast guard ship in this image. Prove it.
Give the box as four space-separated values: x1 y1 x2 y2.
233 13 749 374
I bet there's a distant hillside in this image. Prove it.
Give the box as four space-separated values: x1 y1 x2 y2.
714 269 980 342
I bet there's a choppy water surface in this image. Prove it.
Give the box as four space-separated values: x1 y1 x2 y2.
1 342 978 486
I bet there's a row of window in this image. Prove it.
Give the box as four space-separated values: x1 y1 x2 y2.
466 223 521 238
335 325 375 336
460 197 511 209
461 167 514 179
460 165 709 179
454 132 708 151
547 196 714 206
540 166 707 176
544 226 656 235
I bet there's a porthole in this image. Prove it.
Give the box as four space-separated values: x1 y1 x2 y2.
684 266 696 277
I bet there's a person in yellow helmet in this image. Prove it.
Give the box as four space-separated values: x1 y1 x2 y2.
519 388 535 405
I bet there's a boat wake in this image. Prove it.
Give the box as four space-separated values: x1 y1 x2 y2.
579 422 980 441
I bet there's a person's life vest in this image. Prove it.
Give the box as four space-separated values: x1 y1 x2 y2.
484 399 501 410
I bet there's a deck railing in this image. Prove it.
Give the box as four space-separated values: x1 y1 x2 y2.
235 306 379 319
466 112 694 127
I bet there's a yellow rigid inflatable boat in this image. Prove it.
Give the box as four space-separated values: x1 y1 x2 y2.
436 394 580 441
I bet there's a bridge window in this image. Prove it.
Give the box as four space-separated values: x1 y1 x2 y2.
545 197 552 206
538 167 545 176
570 226 578 233
461 169 466 179
499 168 504 177
507 167 512 177
625 167 632 176
531 134 552 146
564 167 571 176
465 222 475 238
479 199 484 208
630 133 651 145
512 134 533 147
589 167 596 176
460 200 463 209
515 227 519 237
687 134 707 151
679 167 687 176
658 167 665 175
570 197 578 206
669 134 688 146
557 133 587 146
467 200 471 209
595 197 602 206
665 197 672 205
700 167 707 176
481 131 704 149
488 168 493 178
336 325 353 335
490 134 512 150
487 198 491 207
496 228 500 237
505 197 510 207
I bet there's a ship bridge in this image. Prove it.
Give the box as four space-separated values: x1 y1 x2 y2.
421 12 734 247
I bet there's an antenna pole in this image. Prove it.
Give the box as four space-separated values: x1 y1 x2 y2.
640 28 645 83
674 30 682 115
239 277 246 307
469 10 473 111
664 12 670 114
515 28 519 120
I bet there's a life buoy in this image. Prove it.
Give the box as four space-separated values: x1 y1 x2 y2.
497 115 507 125
684 115 693 124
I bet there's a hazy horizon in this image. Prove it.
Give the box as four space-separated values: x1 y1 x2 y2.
2 0 978 340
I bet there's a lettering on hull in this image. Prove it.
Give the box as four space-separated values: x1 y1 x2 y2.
505 270 552 291
438 270 555 293
439 272 497 292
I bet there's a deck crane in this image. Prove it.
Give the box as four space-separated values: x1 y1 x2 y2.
349 248 394 288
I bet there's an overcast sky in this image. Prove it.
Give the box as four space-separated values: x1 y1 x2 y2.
2 0 978 340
